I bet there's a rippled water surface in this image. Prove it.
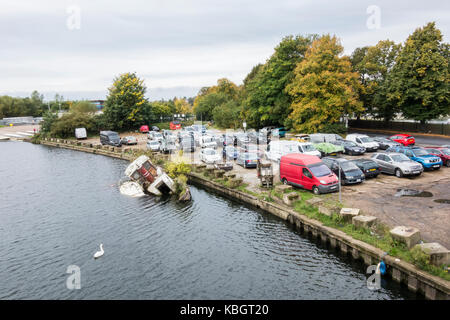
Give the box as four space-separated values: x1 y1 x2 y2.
0 142 419 299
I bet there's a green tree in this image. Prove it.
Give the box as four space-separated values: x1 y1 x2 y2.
70 101 97 114
103 72 148 130
242 35 317 128
287 35 363 133
387 22 449 123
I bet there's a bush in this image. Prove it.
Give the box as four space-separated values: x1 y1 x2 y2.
40 111 58 136
321 123 348 135
49 113 97 138
174 174 188 195
410 246 430 269
165 161 191 178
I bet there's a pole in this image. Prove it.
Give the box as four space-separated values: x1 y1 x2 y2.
338 162 342 203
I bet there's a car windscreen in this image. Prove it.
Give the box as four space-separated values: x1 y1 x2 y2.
413 149 429 156
442 148 450 155
204 149 216 155
309 164 332 177
109 133 120 140
339 161 359 171
391 154 410 162
360 137 373 143
343 141 357 147
282 144 298 153
149 141 159 145
244 153 258 160
301 144 317 152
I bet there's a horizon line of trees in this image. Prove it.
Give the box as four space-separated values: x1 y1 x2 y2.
192 21 449 133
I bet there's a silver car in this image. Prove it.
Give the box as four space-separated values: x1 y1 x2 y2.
371 152 423 177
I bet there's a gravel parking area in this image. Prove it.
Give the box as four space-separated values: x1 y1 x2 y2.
70 128 450 247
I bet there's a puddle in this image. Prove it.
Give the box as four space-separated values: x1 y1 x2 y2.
394 189 433 198
434 199 450 204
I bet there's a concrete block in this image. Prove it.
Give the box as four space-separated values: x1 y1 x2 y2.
318 205 340 217
416 243 449 266
214 169 225 178
390 226 421 249
305 197 324 207
275 184 293 193
282 192 299 206
352 215 378 229
224 172 236 180
339 208 360 222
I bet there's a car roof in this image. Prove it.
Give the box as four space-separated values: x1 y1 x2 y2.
281 153 320 165
394 134 412 137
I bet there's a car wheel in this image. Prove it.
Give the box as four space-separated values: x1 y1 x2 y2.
312 186 320 195
446 161 450 167
282 178 288 185
395 168 403 178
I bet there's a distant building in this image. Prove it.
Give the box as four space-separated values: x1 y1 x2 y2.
90 100 105 110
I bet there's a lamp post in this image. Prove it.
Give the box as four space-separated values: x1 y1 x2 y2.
338 162 342 203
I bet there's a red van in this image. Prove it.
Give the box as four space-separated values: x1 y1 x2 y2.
280 153 339 195
170 121 182 130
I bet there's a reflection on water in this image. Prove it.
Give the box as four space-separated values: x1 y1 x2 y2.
0 142 419 299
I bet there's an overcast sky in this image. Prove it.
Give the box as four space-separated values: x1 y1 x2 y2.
0 0 448 101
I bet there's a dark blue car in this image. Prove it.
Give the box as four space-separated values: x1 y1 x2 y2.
386 146 442 170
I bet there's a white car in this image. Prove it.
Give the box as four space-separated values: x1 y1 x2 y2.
200 135 217 149
147 131 163 142
265 140 301 162
297 142 321 158
346 134 379 152
200 148 221 164
146 140 160 151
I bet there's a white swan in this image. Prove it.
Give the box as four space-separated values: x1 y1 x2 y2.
93 244 104 259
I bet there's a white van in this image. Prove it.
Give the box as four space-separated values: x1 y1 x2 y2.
265 141 300 162
297 142 322 158
200 135 217 149
345 134 379 151
75 127 87 140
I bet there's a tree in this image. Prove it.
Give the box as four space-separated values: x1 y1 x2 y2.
287 35 363 133
387 22 449 123
103 72 148 130
242 35 317 128
174 97 192 115
70 101 97 114
351 41 401 122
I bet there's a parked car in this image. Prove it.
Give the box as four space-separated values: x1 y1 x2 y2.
372 136 400 150
170 121 182 130
192 124 206 133
313 142 344 157
297 142 322 158
147 131 163 142
222 134 235 147
200 148 221 164
235 133 251 147
331 140 365 156
200 135 217 149
371 152 423 177
424 147 450 167
160 138 176 154
321 157 365 185
236 152 259 168
271 127 287 138
349 159 380 178
389 134 415 146
179 137 195 152
75 127 87 140
151 126 160 132
146 140 160 152
279 154 339 195
265 140 300 162
386 146 442 170
309 133 344 144
223 146 239 160
100 131 122 147
121 136 138 145
345 134 379 151
139 125 149 133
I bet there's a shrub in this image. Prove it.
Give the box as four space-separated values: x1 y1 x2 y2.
50 113 97 138
165 161 191 178
321 123 348 135
410 245 430 269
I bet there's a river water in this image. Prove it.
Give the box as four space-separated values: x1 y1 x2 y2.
0 142 419 299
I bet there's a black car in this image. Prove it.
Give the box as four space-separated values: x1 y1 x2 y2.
372 136 400 150
236 152 259 168
349 159 381 178
100 131 122 147
321 157 365 185
331 140 365 156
